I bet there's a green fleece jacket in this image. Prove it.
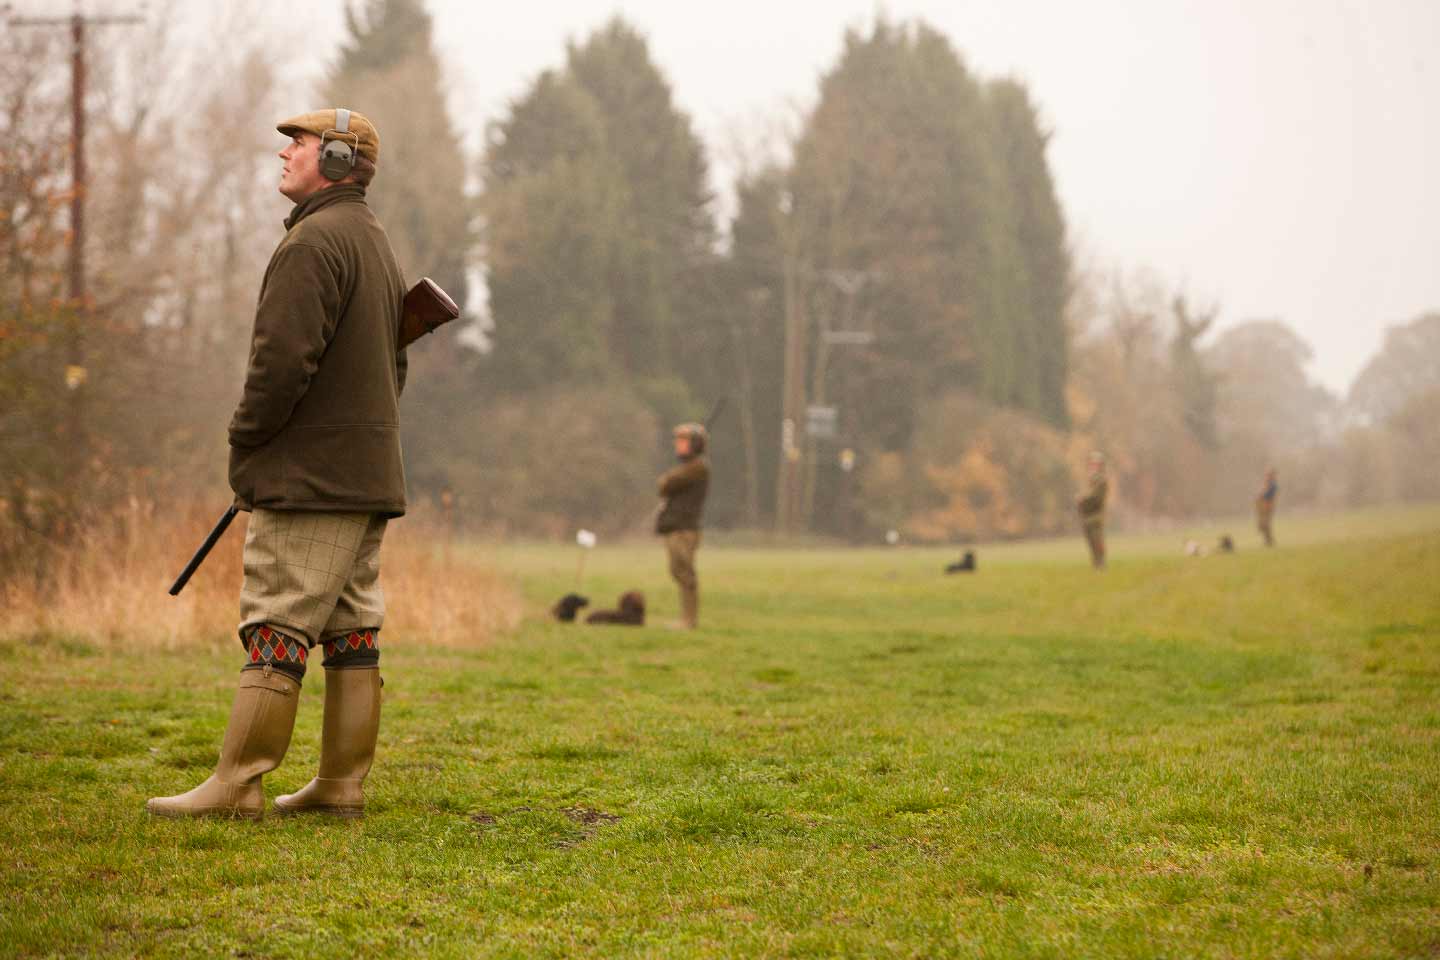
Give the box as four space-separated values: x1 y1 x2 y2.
229 184 408 516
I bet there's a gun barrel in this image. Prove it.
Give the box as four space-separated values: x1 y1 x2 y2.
168 505 239 596
703 396 727 430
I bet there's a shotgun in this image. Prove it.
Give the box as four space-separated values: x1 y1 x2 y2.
168 505 238 596
703 396 727 431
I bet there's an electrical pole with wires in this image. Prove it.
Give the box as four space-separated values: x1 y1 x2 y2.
6 4 144 450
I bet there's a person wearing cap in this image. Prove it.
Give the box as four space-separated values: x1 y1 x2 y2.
1076 451 1109 570
148 109 407 820
656 423 711 628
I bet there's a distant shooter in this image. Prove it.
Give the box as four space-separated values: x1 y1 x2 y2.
1077 451 1109 570
1256 467 1278 547
656 423 710 628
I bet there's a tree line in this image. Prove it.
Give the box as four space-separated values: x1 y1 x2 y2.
3 0 1437 569
416 9 1074 538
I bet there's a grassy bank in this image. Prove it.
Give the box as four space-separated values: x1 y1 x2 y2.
0 501 521 649
1 506 1437 957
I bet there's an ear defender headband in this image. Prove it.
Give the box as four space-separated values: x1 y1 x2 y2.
319 107 358 182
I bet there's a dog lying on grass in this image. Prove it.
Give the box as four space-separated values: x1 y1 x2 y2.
585 591 646 626
944 551 977 574
552 593 590 622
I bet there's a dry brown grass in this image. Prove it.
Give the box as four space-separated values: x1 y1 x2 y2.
0 499 523 649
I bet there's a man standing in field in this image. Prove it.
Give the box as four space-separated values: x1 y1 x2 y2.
1256 466 1278 547
656 423 710 629
1077 451 1108 570
148 108 406 820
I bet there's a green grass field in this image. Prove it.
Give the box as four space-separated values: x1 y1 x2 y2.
3 505 1438 958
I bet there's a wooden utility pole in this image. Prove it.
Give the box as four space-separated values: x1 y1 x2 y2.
770 184 812 537
800 269 876 529
729 292 766 529
775 247 806 535
10 7 143 438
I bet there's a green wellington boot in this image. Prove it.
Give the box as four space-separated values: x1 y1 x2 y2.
274 668 380 818
147 668 301 819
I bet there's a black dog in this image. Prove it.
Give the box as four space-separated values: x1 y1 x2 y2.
1217 534 1235 554
586 590 646 626
944 550 977 574
552 593 590 622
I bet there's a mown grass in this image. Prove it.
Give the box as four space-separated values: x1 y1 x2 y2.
1 505 1437 958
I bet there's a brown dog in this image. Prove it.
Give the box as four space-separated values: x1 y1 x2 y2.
585 591 645 626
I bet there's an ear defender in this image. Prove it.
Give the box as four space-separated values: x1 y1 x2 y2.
319 107 358 182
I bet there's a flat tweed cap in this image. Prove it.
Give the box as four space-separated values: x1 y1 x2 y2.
276 109 380 164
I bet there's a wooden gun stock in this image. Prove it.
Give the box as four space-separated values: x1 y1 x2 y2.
399 277 460 349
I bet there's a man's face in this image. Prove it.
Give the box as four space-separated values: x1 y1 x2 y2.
674 434 692 458
278 133 329 203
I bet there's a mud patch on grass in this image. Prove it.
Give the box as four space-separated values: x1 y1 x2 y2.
466 804 621 848
552 805 622 847
560 805 621 835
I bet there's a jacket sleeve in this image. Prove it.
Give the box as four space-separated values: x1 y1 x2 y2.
658 460 704 496
228 242 344 448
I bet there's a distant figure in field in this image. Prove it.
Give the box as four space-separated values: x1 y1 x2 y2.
656 422 710 629
1256 467 1278 547
1218 534 1235 553
1076 451 1108 569
944 550 977 574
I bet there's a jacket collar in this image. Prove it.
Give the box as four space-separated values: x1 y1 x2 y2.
284 183 367 231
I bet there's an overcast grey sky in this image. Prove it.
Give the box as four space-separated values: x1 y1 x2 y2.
219 0 1440 391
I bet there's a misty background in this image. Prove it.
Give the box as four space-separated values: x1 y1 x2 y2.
3 0 1438 559
291 0 1440 395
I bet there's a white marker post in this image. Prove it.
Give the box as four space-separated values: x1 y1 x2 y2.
574 529 597 587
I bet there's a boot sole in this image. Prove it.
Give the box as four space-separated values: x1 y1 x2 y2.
273 801 363 819
146 803 263 821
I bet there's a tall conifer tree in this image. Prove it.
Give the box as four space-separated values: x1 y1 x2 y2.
483 71 624 388
325 0 470 308
483 17 715 426
985 79 1071 427
565 19 715 384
